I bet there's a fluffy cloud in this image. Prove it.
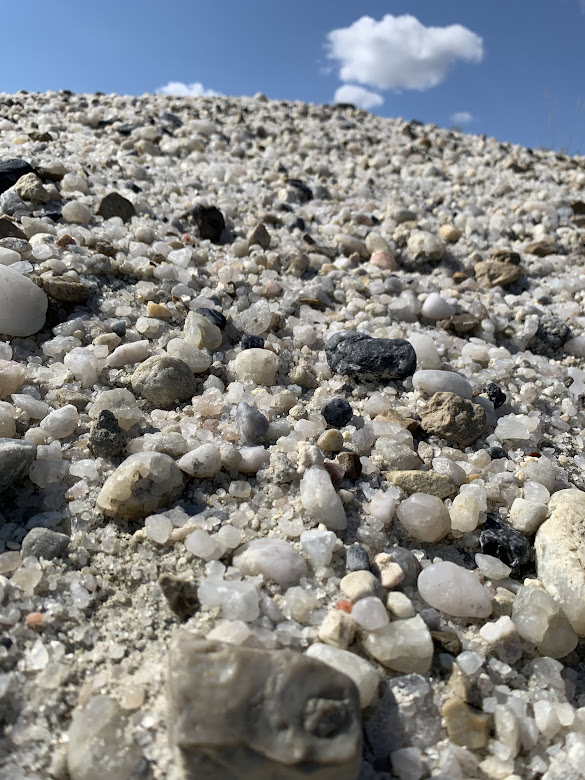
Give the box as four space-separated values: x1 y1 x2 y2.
450 111 474 125
156 81 223 97
333 84 384 110
326 14 483 91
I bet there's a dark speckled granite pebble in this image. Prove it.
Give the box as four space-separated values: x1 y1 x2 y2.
241 334 265 350
321 398 353 427
325 332 417 381
486 382 506 409
479 514 532 573
346 544 370 572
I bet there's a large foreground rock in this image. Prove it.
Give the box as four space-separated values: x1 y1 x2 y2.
167 632 362 780
0 265 48 336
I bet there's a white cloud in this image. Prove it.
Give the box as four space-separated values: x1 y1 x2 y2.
155 81 223 97
326 14 483 91
450 111 474 125
333 84 384 110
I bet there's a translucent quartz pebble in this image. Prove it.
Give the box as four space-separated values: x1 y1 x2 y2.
363 616 434 673
233 348 279 385
40 404 79 439
351 596 390 631
166 338 211 373
300 466 347 530
449 493 480 533
474 553 511 580
420 292 456 320
306 643 379 707
396 493 450 542
64 347 99 388
235 300 272 335
0 265 48 337
144 514 173 544
412 370 472 399
177 444 222 478
232 538 307 588
417 561 492 618
407 333 441 369
512 585 578 658
0 360 26 400
198 579 260 621
300 529 337 569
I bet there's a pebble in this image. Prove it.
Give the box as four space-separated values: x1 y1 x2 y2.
40 404 79 439
441 697 491 749
0 265 48 337
508 497 548 535
0 359 26 399
407 230 444 261
351 596 389 631
88 409 126 458
183 311 222 350
233 538 307 588
233 348 279 385
106 340 151 368
412 370 473 400
316 429 344 453
166 338 211 373
131 355 196 408
486 382 506 408
300 466 347 530
386 592 415 619
97 192 136 222
306 643 379 708
235 300 272 336
21 527 69 560
318 609 355 650
479 515 532 573
474 553 511 580
96 452 184 520
407 333 442 369
321 397 353 427
235 401 269 443
62 200 92 223
0 158 34 194
0 247 21 265
512 585 578 658
158 574 200 620
300 529 337 569
247 222 271 249
363 616 434 674
421 292 456 320
396 493 451 542
14 173 50 203
188 204 225 243
195 307 227 330
449 493 480 533
177 443 222 478
346 544 370 572
42 277 89 304
385 470 456 499
240 334 264 350
324 332 417 381
417 561 492 618
419 392 486 446
340 570 384 601
474 260 521 288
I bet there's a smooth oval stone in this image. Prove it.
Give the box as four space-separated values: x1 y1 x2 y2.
412 370 473 399
420 292 456 320
233 538 307 589
0 265 48 337
325 332 416 381
417 561 492 618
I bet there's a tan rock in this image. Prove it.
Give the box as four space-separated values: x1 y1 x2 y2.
419 392 486 447
442 697 491 749
384 469 457 498
474 260 521 288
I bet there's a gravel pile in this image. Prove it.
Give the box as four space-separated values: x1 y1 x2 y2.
2 90 585 779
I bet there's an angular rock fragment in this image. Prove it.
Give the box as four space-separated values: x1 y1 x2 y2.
88 409 126 458
512 585 577 658
97 192 136 222
187 204 225 243
0 158 34 195
474 260 521 288
325 332 416 382
0 438 35 494
419 391 486 447
158 574 200 620
385 470 456 498
167 633 362 780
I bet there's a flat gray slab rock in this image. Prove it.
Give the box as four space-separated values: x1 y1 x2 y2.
168 632 362 780
0 438 35 494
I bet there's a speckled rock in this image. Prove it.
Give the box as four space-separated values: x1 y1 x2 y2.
419 392 486 446
131 355 197 408
325 332 416 382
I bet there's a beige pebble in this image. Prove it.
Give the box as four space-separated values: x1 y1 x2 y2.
317 429 344 453
340 571 384 601
374 554 405 589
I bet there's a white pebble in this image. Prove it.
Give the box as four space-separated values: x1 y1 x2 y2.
417 561 492 618
421 292 456 320
351 596 390 631
300 529 337 569
396 493 450 542
413 369 473 399
300 466 347 530
40 404 78 439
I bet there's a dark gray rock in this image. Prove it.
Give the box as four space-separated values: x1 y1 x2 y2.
131 355 197 408
0 439 36 494
479 515 532 574
365 675 442 765
97 192 136 222
321 398 353 427
531 315 572 355
158 574 199 620
236 402 269 444
325 332 416 382
88 410 126 458
168 633 362 780
379 546 421 589
194 307 226 330
21 527 69 560
187 205 225 243
346 544 370 572
0 159 34 195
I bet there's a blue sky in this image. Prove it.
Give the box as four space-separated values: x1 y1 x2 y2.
4 1 585 153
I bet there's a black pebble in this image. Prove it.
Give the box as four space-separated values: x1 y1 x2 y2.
488 446 507 460
479 514 532 574
0 637 12 649
419 608 441 631
111 319 127 337
88 409 126 458
287 179 313 202
189 205 225 243
346 544 370 572
536 315 571 349
0 158 34 195
241 334 265 350
325 332 417 382
195 307 226 330
321 398 353 427
287 217 305 232
486 382 506 408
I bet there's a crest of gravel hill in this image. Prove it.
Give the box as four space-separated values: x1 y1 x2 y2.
3 91 585 779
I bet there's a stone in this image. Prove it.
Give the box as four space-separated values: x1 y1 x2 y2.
21 527 69 560
449 493 480 533
300 529 337 569
346 544 370 572
379 546 421 589
418 562 492 618
67 694 142 780
158 574 199 620
41 277 89 304
13 173 50 203
188 204 225 243
365 675 441 760
480 515 532 574
318 609 356 650
167 633 362 780
233 348 279 385
197 580 260 621
363 616 434 674
317 429 344 453
439 224 462 243
233 538 307 588
486 382 506 408
340 571 384 601
0 265 48 337
62 201 92 223
236 402 269 444
508 498 548 535
439 312 480 334
131 355 196 408
525 238 556 256
195 307 226 330
351 596 389 631
413 371 473 400
97 192 136 222
396 493 451 542
336 452 362 481
0 359 26 399
375 439 422 470
177 443 222 478
247 222 270 249
442 697 491 749
385 470 456 499
531 315 572 355
534 489 585 635
419 392 486 447
0 246 21 265
306 643 379 708
478 615 523 664
474 260 521 288
385 592 415 618
241 334 264 350
183 311 223 350
407 230 444 261
421 292 456 320
235 301 272 336
321 398 353 427
96 452 184 520
0 217 26 239
166 338 212 374
474 554 511 581
88 410 126 458
300 466 347 530
324 332 417 382
39 404 79 439
0 159 35 195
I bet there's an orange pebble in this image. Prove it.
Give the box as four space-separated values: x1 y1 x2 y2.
25 612 43 628
335 599 353 614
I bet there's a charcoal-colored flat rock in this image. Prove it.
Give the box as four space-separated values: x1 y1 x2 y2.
97 192 136 222
0 438 35 494
21 527 69 560
0 158 34 195
325 332 416 382
187 205 225 243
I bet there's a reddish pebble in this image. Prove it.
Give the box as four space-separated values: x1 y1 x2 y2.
56 234 76 248
370 250 397 270
181 233 194 244
25 612 43 628
335 599 353 613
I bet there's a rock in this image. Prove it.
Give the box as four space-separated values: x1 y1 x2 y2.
442 697 490 749
88 409 126 458
0 359 26 399
480 515 532 574
0 159 35 195
247 222 270 249
478 615 523 664
167 633 362 780
241 334 264 350
531 315 572 354
474 553 511 581
340 571 384 601
439 224 462 243
300 529 337 569
21 527 68 560
346 544 370 572
188 204 225 243
318 609 356 650
378 546 421 589
351 596 389 631
511 586 578 658
449 493 480 533
0 246 21 265
365 675 441 760
334 233 368 259
198 579 260 620
306 643 379 708
194 307 226 330
525 238 557 256
336 452 362 481
236 402 269 444
0 265 48 336
300 466 347 530
439 312 480 334
508 498 548 535
39 404 78 438
96 452 184 520
13 173 50 203
131 355 196 408
41 277 89 304
97 192 135 222
158 574 199 620
407 333 442 369
534 489 585 635
420 292 456 320
419 392 486 446
486 382 506 408
233 348 279 385
324 332 417 382
183 311 223 351
412 370 473 399
177 443 222 478
386 470 456 499
67 694 142 780
321 398 353 427
363 616 434 674
407 231 444 262
396 493 451 542
317 429 344 453
474 260 521 288
62 201 92 223
417 562 492 618
233 538 307 588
